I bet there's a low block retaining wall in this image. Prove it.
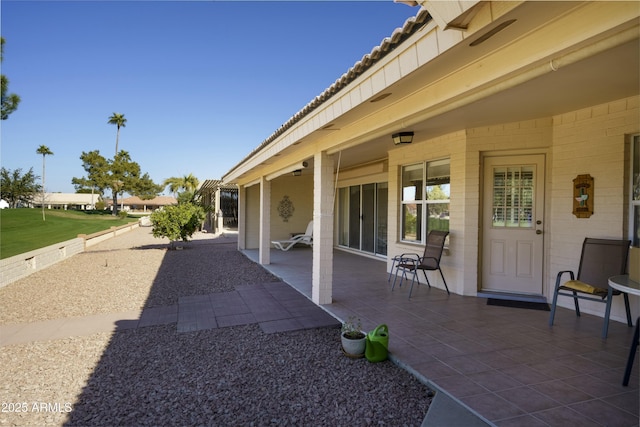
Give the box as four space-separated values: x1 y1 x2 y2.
0 222 139 288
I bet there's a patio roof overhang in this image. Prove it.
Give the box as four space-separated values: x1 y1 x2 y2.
222 1 639 186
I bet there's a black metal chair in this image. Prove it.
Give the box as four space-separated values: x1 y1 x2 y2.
391 230 450 299
549 238 632 338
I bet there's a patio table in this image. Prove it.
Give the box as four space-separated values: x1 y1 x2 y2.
608 275 640 386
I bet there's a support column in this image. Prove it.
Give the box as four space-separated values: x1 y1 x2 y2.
259 176 271 265
238 186 246 250
312 151 334 305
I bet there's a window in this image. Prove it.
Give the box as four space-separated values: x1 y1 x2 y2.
401 159 450 242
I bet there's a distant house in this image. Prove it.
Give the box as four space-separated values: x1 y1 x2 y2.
119 196 177 212
31 193 98 210
0 199 9 209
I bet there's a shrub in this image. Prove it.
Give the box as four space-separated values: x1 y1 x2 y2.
150 202 205 248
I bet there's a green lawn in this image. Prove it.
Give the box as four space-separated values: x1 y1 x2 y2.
0 209 138 259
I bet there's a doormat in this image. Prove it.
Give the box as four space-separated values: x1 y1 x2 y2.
487 298 550 311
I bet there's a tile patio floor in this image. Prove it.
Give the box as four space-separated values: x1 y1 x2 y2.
245 247 640 427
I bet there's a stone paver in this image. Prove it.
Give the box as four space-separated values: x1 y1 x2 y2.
0 281 339 346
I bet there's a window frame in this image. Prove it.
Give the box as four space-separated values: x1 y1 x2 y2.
400 158 450 244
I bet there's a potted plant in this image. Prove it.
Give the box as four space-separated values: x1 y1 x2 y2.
341 316 366 357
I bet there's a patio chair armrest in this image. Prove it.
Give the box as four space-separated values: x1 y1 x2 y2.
554 270 575 289
396 252 420 261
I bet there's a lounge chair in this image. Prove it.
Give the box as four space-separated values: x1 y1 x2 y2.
272 220 313 251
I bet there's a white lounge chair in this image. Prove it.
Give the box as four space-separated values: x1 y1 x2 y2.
272 220 313 251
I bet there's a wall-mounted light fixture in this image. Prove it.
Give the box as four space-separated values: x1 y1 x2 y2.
265 161 309 181
392 131 414 145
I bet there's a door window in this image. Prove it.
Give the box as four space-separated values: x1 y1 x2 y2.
491 166 534 228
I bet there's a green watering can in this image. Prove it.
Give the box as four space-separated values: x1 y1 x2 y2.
365 324 389 362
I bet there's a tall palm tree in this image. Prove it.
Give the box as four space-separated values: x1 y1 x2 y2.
36 144 53 220
107 113 127 155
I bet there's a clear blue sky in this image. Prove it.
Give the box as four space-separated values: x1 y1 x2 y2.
1 1 418 195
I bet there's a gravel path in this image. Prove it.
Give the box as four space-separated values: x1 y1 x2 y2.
0 227 432 426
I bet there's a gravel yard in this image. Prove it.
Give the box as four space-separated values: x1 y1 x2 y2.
0 228 432 426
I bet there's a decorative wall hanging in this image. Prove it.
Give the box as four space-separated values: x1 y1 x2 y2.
277 195 295 222
572 174 593 218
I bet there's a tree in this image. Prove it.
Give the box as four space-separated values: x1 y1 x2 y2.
0 167 40 208
36 145 53 220
107 113 127 155
110 150 140 215
182 173 199 193
72 150 111 209
162 177 183 198
133 173 164 200
163 174 200 195
150 202 205 249
71 149 161 214
1 37 21 120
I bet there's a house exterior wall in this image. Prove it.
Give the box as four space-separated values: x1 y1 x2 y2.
385 95 639 322
243 174 314 248
270 174 313 241
548 96 639 321
244 185 261 249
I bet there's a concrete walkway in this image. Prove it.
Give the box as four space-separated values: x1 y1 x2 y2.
0 281 339 347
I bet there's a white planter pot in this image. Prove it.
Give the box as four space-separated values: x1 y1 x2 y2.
341 331 366 357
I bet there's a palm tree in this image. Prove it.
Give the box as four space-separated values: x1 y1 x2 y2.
36 145 53 220
107 113 127 155
163 177 183 198
163 174 200 197
182 173 200 193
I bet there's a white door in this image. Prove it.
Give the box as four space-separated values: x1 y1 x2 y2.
482 155 545 295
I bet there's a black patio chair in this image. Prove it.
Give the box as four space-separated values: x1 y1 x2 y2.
391 230 450 299
549 238 632 339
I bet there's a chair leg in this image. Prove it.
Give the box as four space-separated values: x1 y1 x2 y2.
438 268 450 295
408 269 418 299
602 287 614 339
388 258 397 282
549 287 560 327
391 267 400 290
393 266 409 290
623 317 639 386
572 291 581 317
422 270 431 288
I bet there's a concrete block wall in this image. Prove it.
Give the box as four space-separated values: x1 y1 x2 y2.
0 238 84 288
0 222 140 288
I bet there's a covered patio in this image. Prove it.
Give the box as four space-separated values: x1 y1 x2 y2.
244 247 639 426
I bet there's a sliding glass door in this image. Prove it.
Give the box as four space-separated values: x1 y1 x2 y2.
338 182 387 256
